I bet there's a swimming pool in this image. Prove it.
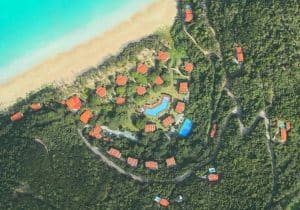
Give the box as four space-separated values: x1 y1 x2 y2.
144 96 170 117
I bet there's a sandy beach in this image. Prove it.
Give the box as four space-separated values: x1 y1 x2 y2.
0 0 177 110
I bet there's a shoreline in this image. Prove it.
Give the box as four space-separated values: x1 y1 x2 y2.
0 0 177 110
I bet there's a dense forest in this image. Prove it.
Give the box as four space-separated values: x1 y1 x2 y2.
0 0 299 209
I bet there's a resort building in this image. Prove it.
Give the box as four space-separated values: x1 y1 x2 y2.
210 122 217 138
66 95 82 112
136 63 148 74
179 82 189 94
162 115 175 127
96 86 107 97
281 127 287 143
10 112 24 122
136 86 147 96
157 51 169 62
31 103 42 111
145 124 156 133
116 97 126 105
236 47 244 62
127 157 138 167
154 76 164 86
80 110 93 124
184 5 193 23
175 101 185 113
89 124 102 139
184 63 194 73
166 157 176 167
108 148 121 159
208 174 219 182
116 75 128 86
145 161 158 170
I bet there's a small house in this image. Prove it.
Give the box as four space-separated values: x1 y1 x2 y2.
208 174 219 182
31 103 42 111
116 75 128 86
66 95 82 112
179 82 189 94
184 5 193 23
108 148 121 159
157 51 169 62
89 124 102 139
175 101 185 113
137 86 147 96
137 63 148 74
80 110 93 124
166 157 176 167
127 157 138 167
210 122 217 138
145 161 158 170
96 86 107 97
236 47 244 62
184 63 194 73
154 76 164 86
116 97 126 105
10 112 24 122
145 124 156 133
162 116 175 127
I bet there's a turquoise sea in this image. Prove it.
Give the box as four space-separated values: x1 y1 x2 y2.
0 0 154 83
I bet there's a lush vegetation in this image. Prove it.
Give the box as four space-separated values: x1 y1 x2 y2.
0 0 299 209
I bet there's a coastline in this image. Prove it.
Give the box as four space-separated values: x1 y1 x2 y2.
0 0 177 110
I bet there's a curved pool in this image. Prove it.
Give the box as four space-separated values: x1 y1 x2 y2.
144 96 170 117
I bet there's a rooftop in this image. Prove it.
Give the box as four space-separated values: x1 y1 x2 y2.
31 103 42 111
127 157 138 167
175 101 185 113
116 75 128 86
145 161 158 170
89 124 102 139
166 157 176 167
162 115 174 127
96 86 107 97
157 51 169 62
10 112 24 122
137 86 147 96
66 95 82 111
145 124 156 133
136 63 148 74
108 148 121 159
80 110 93 124
116 97 126 105
236 47 244 62
179 82 189 94
154 76 164 85
184 63 194 73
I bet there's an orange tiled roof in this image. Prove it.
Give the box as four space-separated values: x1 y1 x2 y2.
116 75 128 86
184 63 194 73
154 76 164 85
236 47 244 62
108 148 121 159
96 86 107 97
145 124 156 133
179 82 189 94
162 116 174 127
145 161 158 170
89 124 102 139
208 174 219 182
166 157 176 167
80 110 93 124
160 198 170 207
116 97 126 105
137 63 148 74
31 103 42 111
157 51 169 62
127 157 138 167
66 95 82 111
281 128 287 142
185 9 193 23
10 112 24 122
137 86 147 96
175 101 185 113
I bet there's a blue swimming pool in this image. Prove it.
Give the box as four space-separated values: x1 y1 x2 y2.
144 96 170 117
179 118 193 137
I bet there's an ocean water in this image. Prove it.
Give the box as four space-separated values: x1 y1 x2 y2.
0 0 154 83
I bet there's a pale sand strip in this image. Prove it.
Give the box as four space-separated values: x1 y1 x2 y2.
0 0 177 110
